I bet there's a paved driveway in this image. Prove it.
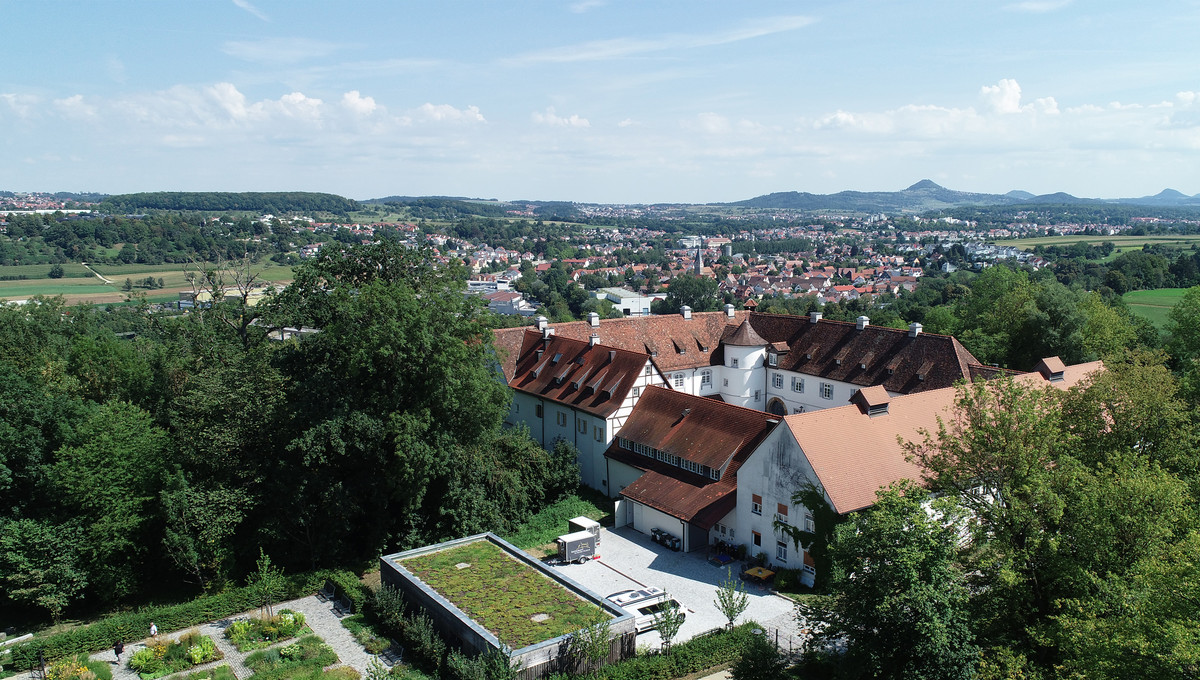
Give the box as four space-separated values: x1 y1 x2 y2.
547 527 801 650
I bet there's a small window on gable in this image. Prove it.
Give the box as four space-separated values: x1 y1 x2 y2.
768 353 777 367
632 386 640 397
731 357 739 369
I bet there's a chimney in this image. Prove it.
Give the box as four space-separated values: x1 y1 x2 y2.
856 315 870 330
908 322 923 337
680 305 692 320
543 327 555 340
724 303 735 318
588 312 600 328
535 315 548 331
810 311 823 324
589 333 599 347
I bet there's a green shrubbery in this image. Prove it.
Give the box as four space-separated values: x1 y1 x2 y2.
171 665 237 680
224 610 308 651
127 630 222 680
502 495 606 550
324 571 372 614
8 571 331 670
45 654 113 680
340 615 391 654
543 624 760 680
244 635 338 680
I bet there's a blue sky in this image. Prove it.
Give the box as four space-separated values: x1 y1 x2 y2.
2 1 1198 203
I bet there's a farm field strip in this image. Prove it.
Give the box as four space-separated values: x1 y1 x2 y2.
1002 234 1200 250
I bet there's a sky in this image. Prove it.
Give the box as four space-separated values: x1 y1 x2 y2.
1 1 1198 204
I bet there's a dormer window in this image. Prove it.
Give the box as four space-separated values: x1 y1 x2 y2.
768 353 777 366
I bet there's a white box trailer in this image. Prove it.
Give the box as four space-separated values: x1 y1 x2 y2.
556 530 597 563
568 516 601 546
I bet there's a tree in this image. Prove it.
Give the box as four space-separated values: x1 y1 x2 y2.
730 633 786 680
0 518 88 622
47 264 64 279
654 598 685 653
248 548 286 618
160 471 248 591
1166 284 1200 366
653 273 720 314
715 568 749 630
800 483 977 680
569 618 611 677
775 483 838 591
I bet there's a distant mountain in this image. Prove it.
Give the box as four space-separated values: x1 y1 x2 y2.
729 182 1200 213
729 180 1020 213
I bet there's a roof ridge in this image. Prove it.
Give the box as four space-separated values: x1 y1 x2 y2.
642 385 779 422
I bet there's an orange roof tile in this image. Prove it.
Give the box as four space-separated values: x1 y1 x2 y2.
507 331 647 418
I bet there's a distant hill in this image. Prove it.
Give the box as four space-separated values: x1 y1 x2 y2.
728 180 1020 213
730 181 1200 213
99 191 359 214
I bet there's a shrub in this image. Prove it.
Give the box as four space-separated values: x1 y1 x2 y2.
224 611 310 652
399 613 445 675
372 586 406 636
341 615 390 655
324 571 371 614
10 570 333 669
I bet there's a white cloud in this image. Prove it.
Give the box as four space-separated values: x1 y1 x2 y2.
0 93 39 117
532 106 590 127
341 91 377 115
54 94 97 119
981 78 1024 114
222 37 341 65
232 0 269 22
415 103 486 123
1004 0 1072 12
617 118 635 128
691 112 731 134
505 15 815 65
276 92 323 121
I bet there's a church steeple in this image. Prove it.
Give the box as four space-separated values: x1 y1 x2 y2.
694 244 703 274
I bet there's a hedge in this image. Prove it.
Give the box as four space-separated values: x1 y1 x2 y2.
7 571 338 670
322 570 371 615
543 623 760 680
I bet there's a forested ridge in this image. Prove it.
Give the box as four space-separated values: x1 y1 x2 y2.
0 242 579 626
98 191 359 214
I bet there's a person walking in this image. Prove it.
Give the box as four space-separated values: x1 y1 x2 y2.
149 622 158 639
114 641 124 664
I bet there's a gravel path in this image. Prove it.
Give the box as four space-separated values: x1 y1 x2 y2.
83 595 376 680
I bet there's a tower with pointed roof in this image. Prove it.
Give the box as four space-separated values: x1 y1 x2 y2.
719 319 768 409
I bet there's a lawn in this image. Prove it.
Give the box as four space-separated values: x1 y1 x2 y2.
0 263 94 278
400 540 609 649
503 493 610 555
1124 287 1188 329
0 261 294 305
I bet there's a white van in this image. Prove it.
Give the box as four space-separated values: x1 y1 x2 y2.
606 587 684 633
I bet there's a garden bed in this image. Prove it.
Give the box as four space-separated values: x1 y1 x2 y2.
167 665 236 680
128 630 223 680
224 611 311 652
46 654 113 680
243 635 340 680
400 540 609 649
339 615 390 655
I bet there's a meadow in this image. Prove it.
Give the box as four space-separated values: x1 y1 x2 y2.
1003 234 1200 261
0 262 295 304
1123 288 1187 328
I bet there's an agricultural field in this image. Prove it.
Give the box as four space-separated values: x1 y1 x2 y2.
0 261 295 304
1003 234 1200 260
1123 288 1187 329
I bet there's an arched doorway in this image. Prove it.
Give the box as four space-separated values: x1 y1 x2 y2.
766 397 787 416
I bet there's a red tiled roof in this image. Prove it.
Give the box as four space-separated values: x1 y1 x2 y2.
507 331 647 418
725 319 768 347
785 360 1103 515
607 386 778 528
746 313 983 394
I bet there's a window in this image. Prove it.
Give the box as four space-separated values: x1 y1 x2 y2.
751 494 762 515
730 357 739 369
674 373 684 388
709 467 720 481
681 459 702 474
752 531 762 547
850 388 860 398
645 365 652 376
804 514 815 533
792 377 804 393
768 353 777 367
772 373 783 389
557 411 567 426
701 370 712 386
594 426 603 442
820 382 833 400
776 503 789 524
723 378 729 387
776 540 788 562
632 386 640 397
578 419 588 434
536 404 544 418
754 389 760 402
717 523 727 535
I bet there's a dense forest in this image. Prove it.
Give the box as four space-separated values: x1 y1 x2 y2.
0 242 579 626
98 192 359 215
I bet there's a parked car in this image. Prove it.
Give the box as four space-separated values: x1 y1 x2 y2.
606 587 684 633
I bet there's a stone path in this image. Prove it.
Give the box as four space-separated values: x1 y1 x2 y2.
83 595 378 680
